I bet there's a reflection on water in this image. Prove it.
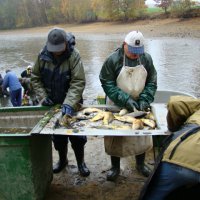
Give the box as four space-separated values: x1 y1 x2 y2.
0 33 200 107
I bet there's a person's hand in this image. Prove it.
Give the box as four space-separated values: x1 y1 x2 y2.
60 104 74 127
125 97 139 111
62 104 74 116
138 100 150 111
41 97 54 106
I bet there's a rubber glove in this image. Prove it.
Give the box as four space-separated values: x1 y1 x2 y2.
126 97 140 111
138 100 150 111
62 104 74 116
60 104 74 127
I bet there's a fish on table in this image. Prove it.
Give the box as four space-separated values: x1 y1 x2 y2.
56 106 157 130
103 111 114 125
90 112 105 122
90 111 114 125
81 107 102 115
141 118 156 129
114 115 144 130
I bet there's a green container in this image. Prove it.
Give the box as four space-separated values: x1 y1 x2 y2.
0 106 53 200
97 95 106 105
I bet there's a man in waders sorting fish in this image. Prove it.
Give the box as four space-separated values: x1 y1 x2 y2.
99 30 157 181
31 28 90 177
139 95 200 200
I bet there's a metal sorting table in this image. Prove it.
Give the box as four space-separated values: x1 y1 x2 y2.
31 103 170 136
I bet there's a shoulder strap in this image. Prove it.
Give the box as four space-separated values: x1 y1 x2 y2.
169 125 200 159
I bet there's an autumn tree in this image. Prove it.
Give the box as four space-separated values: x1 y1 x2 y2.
154 0 173 14
92 0 145 21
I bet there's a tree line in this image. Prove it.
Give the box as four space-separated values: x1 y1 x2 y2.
0 0 198 30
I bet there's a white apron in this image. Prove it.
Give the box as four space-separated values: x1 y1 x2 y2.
105 55 153 157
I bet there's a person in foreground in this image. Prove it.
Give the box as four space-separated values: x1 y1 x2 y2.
139 95 200 200
31 27 90 177
99 30 157 181
2 70 22 106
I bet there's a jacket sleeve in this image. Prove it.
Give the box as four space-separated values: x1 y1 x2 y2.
99 55 129 107
31 56 47 101
63 51 86 110
139 54 157 104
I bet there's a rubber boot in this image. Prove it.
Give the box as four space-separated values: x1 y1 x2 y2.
53 146 68 173
107 156 120 181
135 153 151 177
73 146 90 177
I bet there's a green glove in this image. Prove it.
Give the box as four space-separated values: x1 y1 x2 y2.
138 100 150 111
126 98 140 111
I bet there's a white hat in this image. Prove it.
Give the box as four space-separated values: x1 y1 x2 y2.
27 65 32 70
125 30 144 54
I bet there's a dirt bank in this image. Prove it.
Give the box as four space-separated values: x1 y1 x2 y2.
0 18 200 38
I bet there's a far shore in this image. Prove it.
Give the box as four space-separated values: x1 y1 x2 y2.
0 18 200 38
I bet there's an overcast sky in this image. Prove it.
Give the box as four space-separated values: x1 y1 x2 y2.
145 0 156 5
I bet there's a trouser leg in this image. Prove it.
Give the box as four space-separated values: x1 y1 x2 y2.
10 90 17 106
16 88 22 106
52 135 68 173
135 152 151 177
70 136 90 177
107 156 120 181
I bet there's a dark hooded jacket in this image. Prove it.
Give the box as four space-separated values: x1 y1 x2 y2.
31 33 85 110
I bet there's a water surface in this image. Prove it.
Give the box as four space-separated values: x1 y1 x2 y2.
0 32 199 106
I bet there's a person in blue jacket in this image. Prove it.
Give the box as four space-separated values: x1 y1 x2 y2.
2 70 22 106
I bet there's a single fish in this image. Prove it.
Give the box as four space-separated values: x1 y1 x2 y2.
75 112 94 120
90 112 105 122
132 118 144 130
145 112 155 120
59 115 77 127
114 115 136 124
141 118 156 129
103 111 114 125
126 111 148 118
119 108 128 116
81 107 102 115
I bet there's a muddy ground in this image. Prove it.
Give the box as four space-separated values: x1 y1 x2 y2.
40 17 200 200
0 18 200 38
45 136 156 200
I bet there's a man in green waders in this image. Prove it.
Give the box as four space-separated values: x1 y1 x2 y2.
99 30 157 181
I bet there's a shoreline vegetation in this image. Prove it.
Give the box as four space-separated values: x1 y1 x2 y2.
0 0 199 30
0 17 200 38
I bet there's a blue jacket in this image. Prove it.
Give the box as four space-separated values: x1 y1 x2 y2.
3 71 22 91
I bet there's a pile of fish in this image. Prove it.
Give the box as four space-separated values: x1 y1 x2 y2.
60 107 156 130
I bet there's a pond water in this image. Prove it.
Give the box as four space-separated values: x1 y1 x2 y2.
0 32 200 107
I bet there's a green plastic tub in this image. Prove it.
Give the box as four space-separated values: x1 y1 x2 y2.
0 106 52 200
